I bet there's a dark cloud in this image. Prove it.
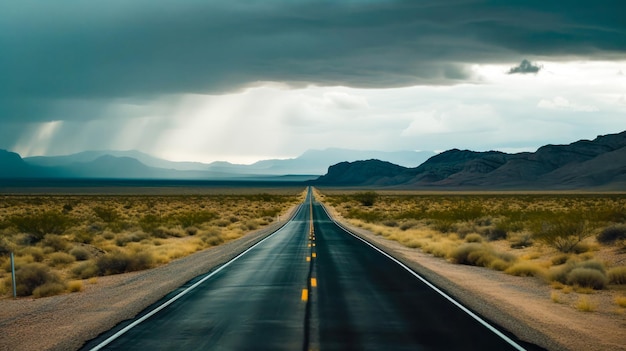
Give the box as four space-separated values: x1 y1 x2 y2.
0 0 624 122
508 59 542 74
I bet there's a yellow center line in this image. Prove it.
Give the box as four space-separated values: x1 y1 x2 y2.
311 278 317 287
301 289 309 301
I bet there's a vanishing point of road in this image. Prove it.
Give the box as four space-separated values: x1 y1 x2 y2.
82 187 537 350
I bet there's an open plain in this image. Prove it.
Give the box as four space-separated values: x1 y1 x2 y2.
0 187 625 350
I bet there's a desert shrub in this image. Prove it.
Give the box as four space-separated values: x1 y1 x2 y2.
567 268 608 290
92 206 120 223
551 254 570 266
449 243 515 268
353 192 379 207
382 220 399 227
510 232 533 249
9 211 72 242
115 231 147 246
9 263 63 296
485 227 507 241
577 260 606 273
455 222 477 238
505 261 545 277
575 296 597 312
20 246 45 262
259 207 281 218
49 252 76 266
347 208 385 223
41 234 69 252
489 259 513 271
597 224 626 244
495 218 524 234
62 203 74 213
72 261 99 279
449 243 484 265
69 246 90 261
550 263 574 284
108 220 132 233
422 241 454 258
139 214 162 233
67 280 83 292
0 237 13 256
608 266 626 284
465 233 483 243
33 282 66 298
72 231 93 244
174 211 219 228
432 220 455 233
243 220 259 231
185 226 199 235
214 219 231 227
533 218 591 253
201 227 224 246
399 220 419 231
96 251 154 275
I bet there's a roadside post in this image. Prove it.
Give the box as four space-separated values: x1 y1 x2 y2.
11 252 16 298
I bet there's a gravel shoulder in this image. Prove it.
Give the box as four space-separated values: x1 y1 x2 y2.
2 203 625 351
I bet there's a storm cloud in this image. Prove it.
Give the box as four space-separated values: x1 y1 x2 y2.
508 59 542 74
0 1 625 162
1 0 625 122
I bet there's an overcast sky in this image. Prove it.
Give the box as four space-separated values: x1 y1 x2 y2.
2 0 625 164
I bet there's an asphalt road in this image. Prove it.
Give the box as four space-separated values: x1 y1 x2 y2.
84 188 531 350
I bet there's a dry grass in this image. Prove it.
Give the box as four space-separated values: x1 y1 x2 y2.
0 190 303 298
615 296 626 308
575 295 597 312
551 291 563 304
505 261 547 278
67 280 83 292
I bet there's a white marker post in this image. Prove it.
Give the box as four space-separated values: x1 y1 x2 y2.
10 252 16 298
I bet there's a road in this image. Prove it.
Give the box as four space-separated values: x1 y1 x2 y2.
83 188 532 350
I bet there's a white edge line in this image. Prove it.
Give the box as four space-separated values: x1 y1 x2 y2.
89 202 305 351
319 204 527 351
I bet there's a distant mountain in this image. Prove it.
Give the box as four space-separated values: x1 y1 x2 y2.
25 150 209 171
11 148 427 180
22 148 434 176
0 150 36 177
314 160 408 185
313 131 626 189
206 148 434 175
1 153 255 180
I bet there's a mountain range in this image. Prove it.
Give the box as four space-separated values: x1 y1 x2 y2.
0 148 434 180
2 131 625 189
313 131 626 189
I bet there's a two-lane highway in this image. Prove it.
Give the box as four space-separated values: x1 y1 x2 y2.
83 188 533 350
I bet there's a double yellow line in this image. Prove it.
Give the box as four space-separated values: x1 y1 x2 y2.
302 193 317 302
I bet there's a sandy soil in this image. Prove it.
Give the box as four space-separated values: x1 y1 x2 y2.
1 204 625 351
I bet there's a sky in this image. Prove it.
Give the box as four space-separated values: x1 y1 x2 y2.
1 0 625 164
